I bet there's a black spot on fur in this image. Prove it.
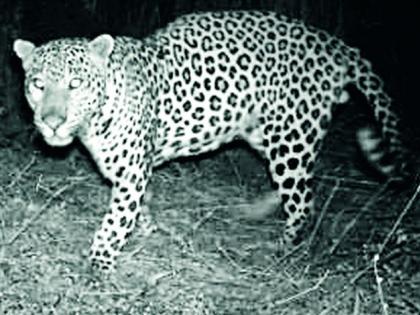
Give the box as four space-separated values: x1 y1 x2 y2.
276 163 285 176
287 158 299 170
279 144 290 156
283 178 295 189
128 201 137 211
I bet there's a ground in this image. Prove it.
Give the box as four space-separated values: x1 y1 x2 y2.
0 109 419 314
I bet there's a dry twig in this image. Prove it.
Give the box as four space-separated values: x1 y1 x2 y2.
379 181 420 254
328 181 390 254
373 254 389 315
272 270 330 307
4 184 71 245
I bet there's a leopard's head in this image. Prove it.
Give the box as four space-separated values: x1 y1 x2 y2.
14 34 114 147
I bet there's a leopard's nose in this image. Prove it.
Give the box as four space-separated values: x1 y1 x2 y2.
43 114 65 130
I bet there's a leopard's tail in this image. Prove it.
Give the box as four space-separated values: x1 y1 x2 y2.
356 126 402 178
346 50 411 181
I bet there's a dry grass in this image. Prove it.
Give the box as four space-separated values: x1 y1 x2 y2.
0 118 419 314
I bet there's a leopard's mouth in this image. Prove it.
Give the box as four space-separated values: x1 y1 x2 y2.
43 134 74 147
36 119 76 147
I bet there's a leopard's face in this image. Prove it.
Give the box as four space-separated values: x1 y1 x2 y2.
20 39 106 147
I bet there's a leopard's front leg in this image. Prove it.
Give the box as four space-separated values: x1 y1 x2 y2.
89 171 156 272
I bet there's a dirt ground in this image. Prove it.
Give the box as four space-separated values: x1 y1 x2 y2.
0 108 419 314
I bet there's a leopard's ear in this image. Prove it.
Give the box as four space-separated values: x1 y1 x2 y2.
13 39 36 71
13 39 36 61
88 34 114 67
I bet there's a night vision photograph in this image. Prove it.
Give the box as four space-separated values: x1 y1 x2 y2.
0 0 419 314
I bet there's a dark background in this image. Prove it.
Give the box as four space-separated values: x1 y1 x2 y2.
1 0 419 141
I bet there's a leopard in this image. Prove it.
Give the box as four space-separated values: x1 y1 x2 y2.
13 10 409 272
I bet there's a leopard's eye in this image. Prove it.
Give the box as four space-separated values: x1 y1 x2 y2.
31 77 45 90
28 77 45 101
69 78 83 90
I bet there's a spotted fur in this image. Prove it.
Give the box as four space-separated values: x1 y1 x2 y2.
14 11 408 271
